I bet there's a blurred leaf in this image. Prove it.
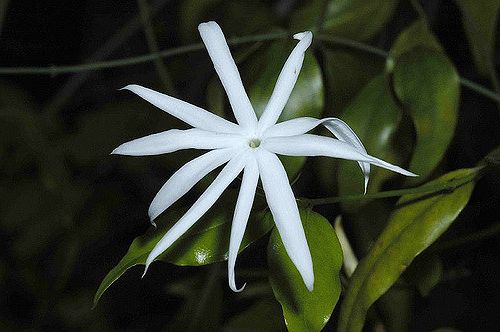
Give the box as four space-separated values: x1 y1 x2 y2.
455 0 500 77
388 19 442 61
168 265 223 332
93 194 273 307
483 144 500 167
223 299 286 332
337 74 402 203
432 328 461 332
291 0 398 40
377 286 414 332
338 168 476 332
179 0 274 43
66 101 158 165
404 254 443 297
322 48 384 114
392 48 460 180
268 209 342 332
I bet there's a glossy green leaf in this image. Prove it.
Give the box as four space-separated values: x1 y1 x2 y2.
291 0 398 40
93 194 273 307
338 168 476 332
455 0 500 77
268 209 343 332
392 48 460 180
337 74 402 202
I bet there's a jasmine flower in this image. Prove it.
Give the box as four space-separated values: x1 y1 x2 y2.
113 21 416 292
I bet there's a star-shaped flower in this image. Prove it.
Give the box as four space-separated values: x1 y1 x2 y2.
113 21 416 292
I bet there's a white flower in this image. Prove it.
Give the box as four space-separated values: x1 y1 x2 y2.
112 21 416 292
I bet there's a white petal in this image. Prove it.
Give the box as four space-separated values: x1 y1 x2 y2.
264 117 370 192
111 128 244 156
322 119 370 194
257 31 313 133
143 152 248 276
149 148 236 221
198 22 257 130
263 116 322 138
228 157 259 292
256 149 314 291
122 84 241 134
263 134 417 177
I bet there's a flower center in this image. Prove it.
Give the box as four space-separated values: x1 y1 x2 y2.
248 138 261 148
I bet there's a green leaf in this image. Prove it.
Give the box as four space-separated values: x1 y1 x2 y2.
93 194 273 307
392 48 460 180
322 48 384 114
337 74 402 202
455 0 500 77
338 168 476 332
404 254 443 297
223 299 286 332
291 0 398 41
389 19 442 61
268 209 343 332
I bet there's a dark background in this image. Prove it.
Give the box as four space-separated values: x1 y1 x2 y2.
1 0 499 330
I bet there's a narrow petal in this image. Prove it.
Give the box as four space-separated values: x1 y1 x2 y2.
263 134 417 177
111 128 245 156
257 31 313 133
264 117 370 192
256 149 314 291
198 21 257 130
149 148 236 221
143 152 248 276
228 157 259 292
122 84 241 134
322 119 370 194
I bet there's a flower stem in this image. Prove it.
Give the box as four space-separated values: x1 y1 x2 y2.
317 35 500 105
316 35 389 58
300 169 480 206
0 32 287 75
459 77 500 104
2 28 499 106
137 0 176 94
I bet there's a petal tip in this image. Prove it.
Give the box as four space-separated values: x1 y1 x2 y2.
119 84 136 91
305 279 314 292
141 264 150 279
198 21 219 32
148 207 160 222
230 281 247 293
293 31 312 41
